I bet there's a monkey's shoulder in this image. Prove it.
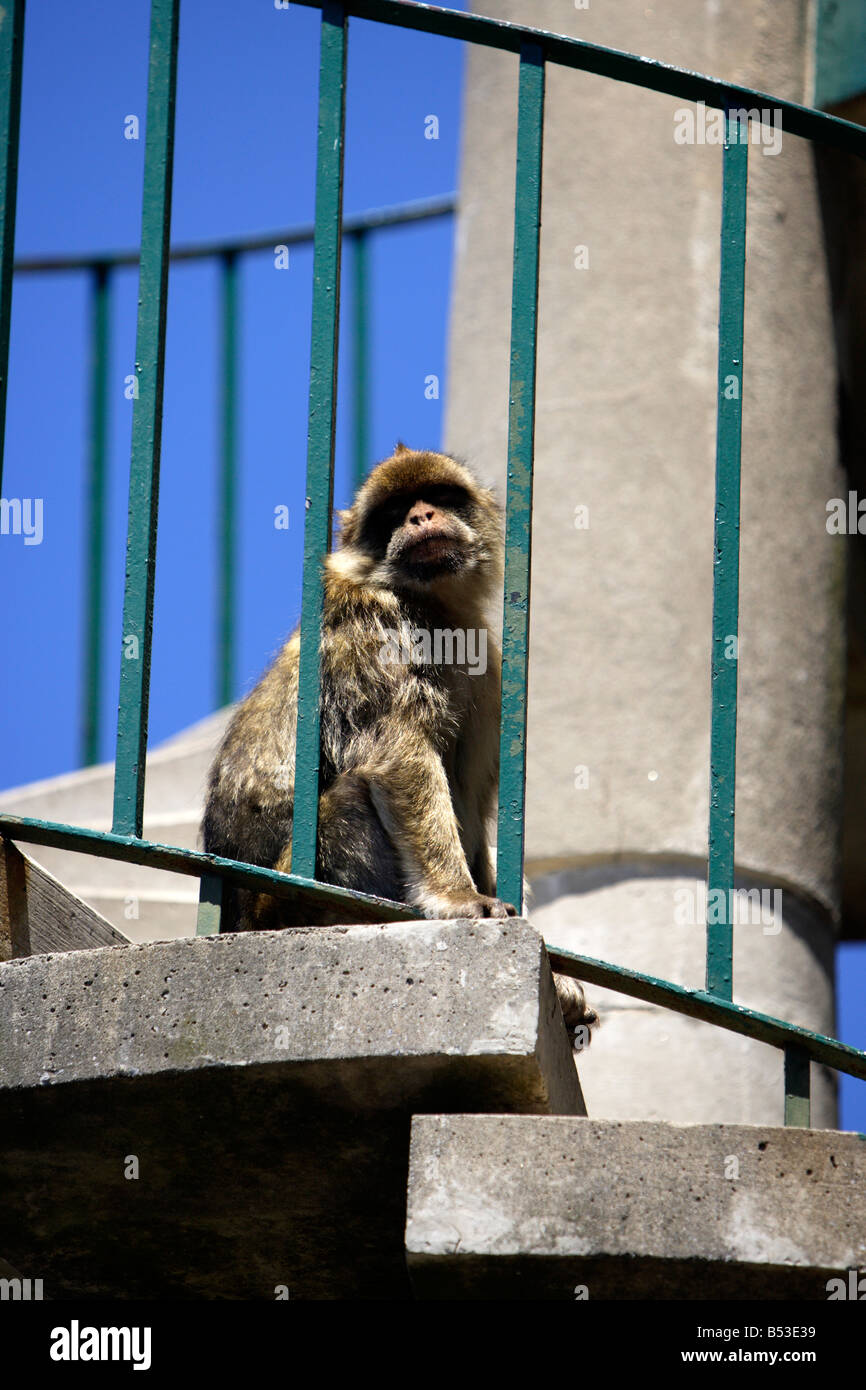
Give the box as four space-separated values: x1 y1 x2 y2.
322 574 400 628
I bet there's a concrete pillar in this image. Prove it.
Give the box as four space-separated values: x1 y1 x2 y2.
446 1 845 1125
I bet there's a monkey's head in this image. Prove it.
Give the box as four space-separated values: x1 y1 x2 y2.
332 444 503 604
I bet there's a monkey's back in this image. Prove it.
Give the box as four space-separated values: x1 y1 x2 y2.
201 631 301 876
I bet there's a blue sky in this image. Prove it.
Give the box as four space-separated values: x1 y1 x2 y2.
0 0 863 1130
1 0 461 776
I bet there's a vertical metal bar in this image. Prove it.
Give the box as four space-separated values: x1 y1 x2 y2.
292 1 347 880
784 1044 811 1127
352 229 369 492
196 870 222 936
706 106 747 999
0 0 25 495
496 43 545 912
111 0 180 838
217 249 238 709
81 263 110 767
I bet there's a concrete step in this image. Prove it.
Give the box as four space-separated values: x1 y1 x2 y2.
1 840 129 959
405 1114 866 1299
0 917 583 1300
61 886 199 944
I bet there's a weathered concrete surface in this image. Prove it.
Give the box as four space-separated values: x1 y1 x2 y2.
446 0 845 1124
531 868 837 1128
0 919 582 1300
0 840 129 961
406 1116 866 1300
447 0 844 907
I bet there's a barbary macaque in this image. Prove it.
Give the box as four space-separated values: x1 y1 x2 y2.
202 443 596 1043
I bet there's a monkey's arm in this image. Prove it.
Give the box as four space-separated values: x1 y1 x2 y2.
470 841 498 899
355 722 515 920
454 655 501 901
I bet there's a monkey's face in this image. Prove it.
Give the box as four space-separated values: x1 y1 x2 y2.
336 447 503 600
376 484 479 585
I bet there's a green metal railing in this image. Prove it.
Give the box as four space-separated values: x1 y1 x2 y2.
12 198 455 764
2 0 866 1128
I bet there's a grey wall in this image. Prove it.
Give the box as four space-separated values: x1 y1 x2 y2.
445 0 844 1125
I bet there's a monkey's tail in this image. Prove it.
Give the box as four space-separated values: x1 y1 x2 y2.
553 972 599 1051
515 881 598 1047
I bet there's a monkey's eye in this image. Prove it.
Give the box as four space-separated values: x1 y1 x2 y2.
360 483 472 553
361 500 406 551
422 485 471 511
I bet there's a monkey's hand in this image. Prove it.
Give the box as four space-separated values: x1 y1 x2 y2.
360 727 519 924
419 891 518 920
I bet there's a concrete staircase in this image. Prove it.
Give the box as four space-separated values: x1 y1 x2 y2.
406 1115 866 1299
0 916 863 1300
0 918 584 1299
1 720 864 1300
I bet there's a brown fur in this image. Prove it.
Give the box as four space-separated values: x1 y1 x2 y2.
201 444 596 1037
